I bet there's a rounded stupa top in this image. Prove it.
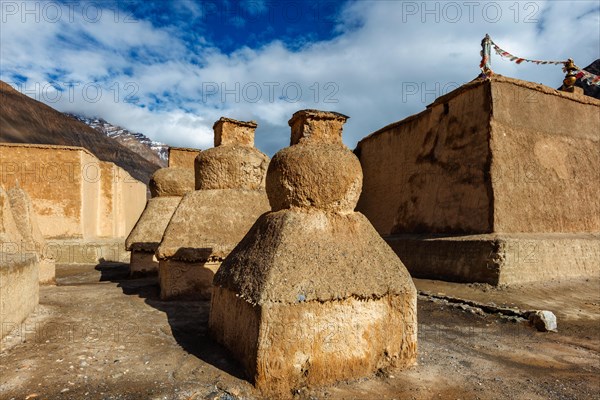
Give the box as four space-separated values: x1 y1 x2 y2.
149 167 195 197
267 109 362 213
195 117 269 191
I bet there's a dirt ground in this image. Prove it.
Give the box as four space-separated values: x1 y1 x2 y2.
1 263 599 400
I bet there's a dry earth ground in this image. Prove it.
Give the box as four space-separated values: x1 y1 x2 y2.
1 263 598 400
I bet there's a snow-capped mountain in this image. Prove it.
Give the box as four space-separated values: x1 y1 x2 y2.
66 114 168 167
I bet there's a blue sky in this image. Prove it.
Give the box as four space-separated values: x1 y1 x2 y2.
1 0 599 155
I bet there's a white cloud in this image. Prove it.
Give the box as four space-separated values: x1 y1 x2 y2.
1 0 598 155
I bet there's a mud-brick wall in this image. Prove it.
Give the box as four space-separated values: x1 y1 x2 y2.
97 162 146 238
0 255 39 339
114 165 147 237
0 143 146 239
0 144 86 238
355 76 600 236
168 147 201 169
81 150 100 238
356 82 493 236
489 80 600 233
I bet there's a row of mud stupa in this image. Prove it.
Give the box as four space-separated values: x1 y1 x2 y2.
127 76 600 396
126 110 417 396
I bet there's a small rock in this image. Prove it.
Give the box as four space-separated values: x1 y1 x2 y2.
529 310 558 332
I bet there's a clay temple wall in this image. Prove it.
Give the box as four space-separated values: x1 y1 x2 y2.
355 76 600 284
0 143 146 263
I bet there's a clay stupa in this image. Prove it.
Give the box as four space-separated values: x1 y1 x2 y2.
209 110 418 397
125 167 195 276
156 117 270 299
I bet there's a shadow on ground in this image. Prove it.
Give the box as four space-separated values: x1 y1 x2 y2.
94 261 247 381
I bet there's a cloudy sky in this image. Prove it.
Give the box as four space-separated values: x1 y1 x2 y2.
1 0 599 155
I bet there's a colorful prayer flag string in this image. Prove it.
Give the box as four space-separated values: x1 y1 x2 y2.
478 34 600 86
490 40 568 66
576 69 600 85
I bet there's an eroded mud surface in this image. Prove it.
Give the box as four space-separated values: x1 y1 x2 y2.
1 264 598 400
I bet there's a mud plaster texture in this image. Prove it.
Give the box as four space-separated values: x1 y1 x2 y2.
2 264 598 400
388 232 600 285
149 167 195 198
126 196 183 276
195 146 269 191
355 76 600 284
0 187 40 339
127 167 193 276
126 197 184 253
0 253 39 340
210 110 417 398
48 238 130 265
159 259 220 300
156 191 270 299
0 186 23 244
128 250 159 277
7 187 55 284
194 118 267 191
0 143 147 241
157 189 270 263
168 147 201 169
213 117 257 147
157 117 270 300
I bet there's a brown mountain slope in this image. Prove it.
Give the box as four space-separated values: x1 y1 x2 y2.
0 81 159 184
